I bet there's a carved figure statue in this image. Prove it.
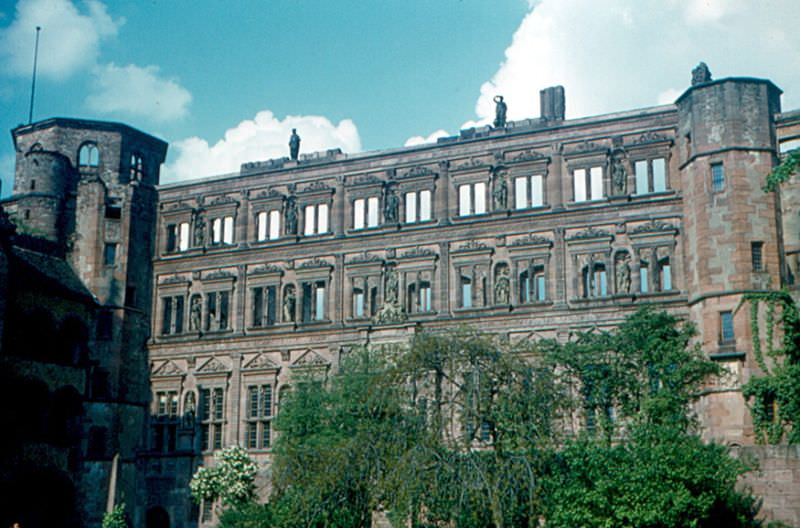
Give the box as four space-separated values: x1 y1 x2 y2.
492 169 508 210
384 266 399 304
183 392 196 428
189 294 202 331
611 153 627 195
615 254 631 294
194 213 206 247
494 265 510 305
289 128 301 160
283 285 296 322
493 95 507 128
691 62 712 86
383 182 399 224
283 193 298 235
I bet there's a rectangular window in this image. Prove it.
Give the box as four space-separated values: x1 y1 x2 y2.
639 266 649 293
212 218 222 244
474 182 486 214
419 190 432 221
711 162 725 192
459 185 471 216
353 198 365 229
531 175 543 206
353 288 365 317
315 281 326 321
266 285 277 325
245 384 272 449
206 291 231 331
573 169 587 202
420 282 432 312
751 241 764 272
635 160 649 195
514 177 528 209
103 243 117 266
661 262 672 291
304 205 315 235
405 192 417 223
458 183 486 216
166 224 177 252
590 167 603 201
161 298 172 335
318 204 329 233
200 387 225 451
536 274 546 301
461 276 472 308
269 210 281 239
179 222 190 251
257 211 268 241
652 158 666 192
720 311 735 343
252 287 264 327
223 216 234 244
367 197 379 227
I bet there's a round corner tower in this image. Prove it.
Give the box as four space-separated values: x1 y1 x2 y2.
676 75 783 443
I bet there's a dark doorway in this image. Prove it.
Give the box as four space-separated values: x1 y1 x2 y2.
146 506 170 528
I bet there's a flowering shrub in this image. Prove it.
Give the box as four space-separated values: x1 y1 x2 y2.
190 445 259 507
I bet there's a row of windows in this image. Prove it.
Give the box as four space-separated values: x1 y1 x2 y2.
151 385 278 453
77 142 146 181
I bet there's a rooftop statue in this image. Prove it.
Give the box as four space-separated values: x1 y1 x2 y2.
493 95 507 128
691 62 712 86
289 128 301 160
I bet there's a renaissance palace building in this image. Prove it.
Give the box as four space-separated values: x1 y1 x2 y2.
2 66 800 527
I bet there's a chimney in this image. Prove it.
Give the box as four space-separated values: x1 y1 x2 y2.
540 86 565 121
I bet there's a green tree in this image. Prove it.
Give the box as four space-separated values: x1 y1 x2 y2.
101 503 128 528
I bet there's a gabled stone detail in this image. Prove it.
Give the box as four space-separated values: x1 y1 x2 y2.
243 353 280 371
196 356 229 374
152 360 184 377
291 349 330 368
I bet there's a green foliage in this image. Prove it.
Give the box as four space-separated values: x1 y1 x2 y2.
742 291 800 443
541 429 760 528
206 310 762 528
763 147 800 192
101 503 128 528
189 445 259 508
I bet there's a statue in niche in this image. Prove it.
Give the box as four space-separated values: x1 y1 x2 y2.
383 182 399 224
283 284 296 322
189 294 202 331
611 152 627 195
183 392 196 428
691 62 712 86
494 265 510 305
492 168 508 210
493 95 507 128
384 266 399 304
289 128 301 160
615 253 631 294
283 193 298 235
194 212 206 247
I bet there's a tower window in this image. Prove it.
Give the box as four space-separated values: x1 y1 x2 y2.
103 243 117 266
751 242 764 272
711 162 725 192
720 311 735 343
130 153 145 181
78 143 100 167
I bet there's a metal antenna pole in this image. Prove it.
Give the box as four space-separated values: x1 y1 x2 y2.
28 26 41 125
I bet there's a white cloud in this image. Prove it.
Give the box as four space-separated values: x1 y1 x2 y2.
470 0 800 125
162 111 362 183
85 63 192 122
404 129 450 147
0 0 122 80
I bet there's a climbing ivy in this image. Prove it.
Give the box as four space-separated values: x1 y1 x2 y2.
763 147 800 192
741 291 800 444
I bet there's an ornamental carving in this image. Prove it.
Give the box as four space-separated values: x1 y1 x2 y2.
509 234 553 247
163 201 192 212
152 360 184 377
400 247 437 259
242 158 288 171
196 356 229 374
204 270 235 280
401 166 436 179
299 257 333 269
243 353 279 371
632 131 669 145
300 181 332 193
566 140 606 155
347 252 383 265
249 264 283 275
350 174 382 186
160 275 189 285
452 157 490 171
631 219 677 234
291 349 330 368
454 240 490 252
209 195 237 206
254 188 284 200
505 149 547 163
567 226 613 241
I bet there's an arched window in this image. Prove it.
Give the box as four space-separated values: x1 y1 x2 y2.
130 153 144 181
78 142 99 167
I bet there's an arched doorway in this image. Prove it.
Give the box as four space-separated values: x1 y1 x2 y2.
146 506 170 528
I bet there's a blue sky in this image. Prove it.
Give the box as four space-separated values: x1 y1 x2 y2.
1 0 799 195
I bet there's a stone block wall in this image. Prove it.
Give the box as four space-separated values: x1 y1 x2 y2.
735 445 800 527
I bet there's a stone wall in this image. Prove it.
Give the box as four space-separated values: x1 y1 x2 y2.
735 445 800 527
